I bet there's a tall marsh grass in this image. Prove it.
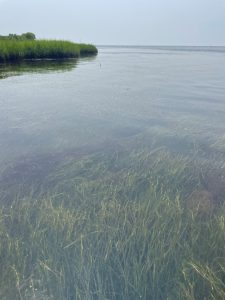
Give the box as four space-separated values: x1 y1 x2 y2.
0 40 97 62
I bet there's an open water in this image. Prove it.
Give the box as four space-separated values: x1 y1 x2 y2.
0 46 225 180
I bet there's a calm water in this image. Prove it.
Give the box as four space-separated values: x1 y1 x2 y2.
0 46 225 169
1 46 225 299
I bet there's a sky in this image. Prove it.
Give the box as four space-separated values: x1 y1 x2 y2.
0 0 225 45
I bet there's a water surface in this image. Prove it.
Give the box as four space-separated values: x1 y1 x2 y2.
1 45 225 299
0 46 225 173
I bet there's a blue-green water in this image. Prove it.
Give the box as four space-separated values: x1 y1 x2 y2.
0 46 225 170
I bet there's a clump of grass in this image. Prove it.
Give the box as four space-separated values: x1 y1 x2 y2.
0 40 97 62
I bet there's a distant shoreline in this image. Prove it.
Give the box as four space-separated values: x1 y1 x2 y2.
97 45 225 54
97 44 225 48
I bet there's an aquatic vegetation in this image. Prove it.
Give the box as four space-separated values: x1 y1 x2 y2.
1 147 225 299
187 190 215 215
0 40 97 62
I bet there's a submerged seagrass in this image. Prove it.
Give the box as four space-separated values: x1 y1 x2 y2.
0 40 97 61
1 145 225 300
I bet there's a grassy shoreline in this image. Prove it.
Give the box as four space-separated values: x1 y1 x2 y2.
0 40 97 62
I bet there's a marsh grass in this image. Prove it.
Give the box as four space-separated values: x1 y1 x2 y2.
0 40 97 62
1 145 225 299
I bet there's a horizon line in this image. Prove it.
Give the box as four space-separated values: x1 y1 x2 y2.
96 44 225 47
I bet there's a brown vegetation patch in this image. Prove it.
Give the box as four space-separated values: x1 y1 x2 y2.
187 190 215 215
200 169 225 203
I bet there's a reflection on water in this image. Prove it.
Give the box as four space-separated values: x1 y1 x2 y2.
0 59 79 79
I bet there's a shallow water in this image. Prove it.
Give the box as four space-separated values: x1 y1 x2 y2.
0 46 225 171
1 46 225 300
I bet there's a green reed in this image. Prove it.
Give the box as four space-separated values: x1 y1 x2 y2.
0 40 97 62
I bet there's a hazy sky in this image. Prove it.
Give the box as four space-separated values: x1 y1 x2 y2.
0 0 225 45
